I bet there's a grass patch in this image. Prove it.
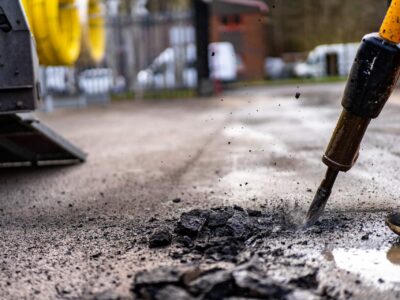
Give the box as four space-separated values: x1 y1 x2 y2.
231 76 347 88
112 89 195 101
111 77 347 101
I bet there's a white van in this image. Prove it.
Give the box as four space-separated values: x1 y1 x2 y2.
295 43 359 78
136 42 239 89
209 42 238 82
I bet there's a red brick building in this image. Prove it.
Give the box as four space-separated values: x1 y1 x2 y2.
210 0 269 81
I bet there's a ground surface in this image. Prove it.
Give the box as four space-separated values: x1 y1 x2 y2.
2 83 400 299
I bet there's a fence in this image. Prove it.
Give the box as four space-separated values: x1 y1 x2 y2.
40 66 113 112
40 7 197 111
106 10 196 98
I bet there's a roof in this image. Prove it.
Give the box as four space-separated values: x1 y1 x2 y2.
217 0 269 12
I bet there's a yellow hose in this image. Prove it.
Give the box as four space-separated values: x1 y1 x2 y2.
380 0 400 43
78 0 106 65
22 0 81 66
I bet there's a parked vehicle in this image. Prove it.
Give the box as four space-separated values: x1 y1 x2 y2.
264 57 287 79
137 42 239 90
209 42 238 82
294 43 359 78
137 43 197 90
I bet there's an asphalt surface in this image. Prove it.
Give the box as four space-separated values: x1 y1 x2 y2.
2 83 400 299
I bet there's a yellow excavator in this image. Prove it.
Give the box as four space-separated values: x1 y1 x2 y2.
0 0 105 167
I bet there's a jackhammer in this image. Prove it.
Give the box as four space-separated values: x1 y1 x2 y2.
305 1 400 226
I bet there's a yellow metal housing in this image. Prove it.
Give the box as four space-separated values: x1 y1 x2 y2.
22 0 82 66
380 0 400 43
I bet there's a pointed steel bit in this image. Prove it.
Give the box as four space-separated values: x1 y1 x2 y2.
304 167 339 227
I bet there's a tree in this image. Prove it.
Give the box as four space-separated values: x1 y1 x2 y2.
267 0 387 55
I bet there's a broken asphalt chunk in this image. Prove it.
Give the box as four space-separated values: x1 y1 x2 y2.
175 209 209 237
132 267 201 299
188 268 235 299
288 271 319 290
226 209 254 240
207 207 235 227
154 285 194 300
149 228 172 248
233 269 292 299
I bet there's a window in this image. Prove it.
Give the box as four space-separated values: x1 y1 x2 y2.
220 15 243 28
234 15 241 25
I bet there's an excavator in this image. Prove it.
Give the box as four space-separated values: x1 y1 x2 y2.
0 0 105 167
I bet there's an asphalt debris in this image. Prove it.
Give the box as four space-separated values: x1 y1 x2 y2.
288 271 319 290
91 289 122 300
171 206 280 262
131 257 302 300
172 198 182 204
175 209 209 237
140 206 371 299
149 228 173 248
361 233 370 241
147 206 346 262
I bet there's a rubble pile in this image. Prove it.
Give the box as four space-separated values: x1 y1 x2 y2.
149 206 286 262
137 207 353 300
132 257 319 300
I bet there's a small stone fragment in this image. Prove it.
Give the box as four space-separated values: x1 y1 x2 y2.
91 290 121 300
226 209 253 239
176 235 194 248
207 207 235 227
288 271 319 289
361 234 369 241
204 238 244 261
90 252 102 260
149 228 172 248
233 270 292 299
133 267 201 299
188 268 234 299
246 209 262 217
155 285 194 300
172 198 182 203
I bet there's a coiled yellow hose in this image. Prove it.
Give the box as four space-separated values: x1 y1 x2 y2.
21 0 82 66
78 0 106 65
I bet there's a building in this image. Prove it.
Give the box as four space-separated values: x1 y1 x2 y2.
210 0 269 81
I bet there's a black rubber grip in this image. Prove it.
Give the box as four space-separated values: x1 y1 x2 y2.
342 33 400 118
